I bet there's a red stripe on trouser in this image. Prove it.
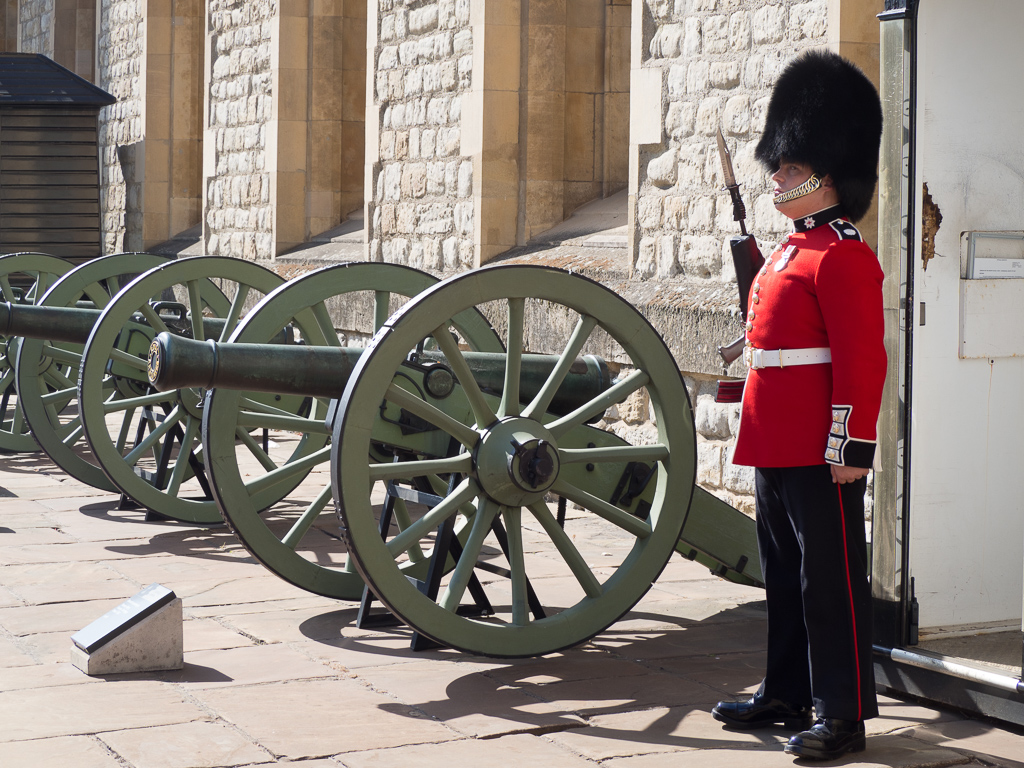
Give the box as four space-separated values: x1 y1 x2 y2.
836 484 862 720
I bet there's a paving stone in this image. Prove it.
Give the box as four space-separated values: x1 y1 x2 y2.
0 509 60 527
180 575 310 608
0 661 102 692
649 651 766 697
0 598 125 636
647 574 766 602
108 550 266 585
193 678 457 759
0 496 56 515
184 594 334 618
15 630 87 664
0 526 74 546
0 560 123 588
44 510 190 543
160 643 337 688
0 631 36 667
0 734 125 767
38 494 123 513
871 693 964 734
0 680 207 741
594 617 769 661
548 706 789 761
519 669 723 716
339 732 595 767
181 617 257 652
303 630 467 670
483 649 645 686
1 481 99 500
14 576 143 606
903 717 1024 767
99 720 272 768
208 601 360 644
351 659 587 738
0 583 21 607
0 540 171 566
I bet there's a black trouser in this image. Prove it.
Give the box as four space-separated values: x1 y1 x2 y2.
754 465 877 721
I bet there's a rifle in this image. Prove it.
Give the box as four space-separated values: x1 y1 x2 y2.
716 128 764 368
715 128 763 403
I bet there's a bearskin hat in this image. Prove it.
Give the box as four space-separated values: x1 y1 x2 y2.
755 49 883 222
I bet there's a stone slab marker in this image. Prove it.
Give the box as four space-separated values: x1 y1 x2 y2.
70 583 184 675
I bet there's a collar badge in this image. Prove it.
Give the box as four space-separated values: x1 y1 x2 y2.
803 216 816 229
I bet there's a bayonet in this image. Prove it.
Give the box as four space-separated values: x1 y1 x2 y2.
716 127 747 236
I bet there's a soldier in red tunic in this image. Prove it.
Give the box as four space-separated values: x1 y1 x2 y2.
711 50 885 761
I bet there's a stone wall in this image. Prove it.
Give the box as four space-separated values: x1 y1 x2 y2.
204 0 275 260
97 0 145 253
18 0 53 56
369 0 476 270
634 0 828 281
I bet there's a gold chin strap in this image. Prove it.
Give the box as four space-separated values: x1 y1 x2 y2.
773 173 821 204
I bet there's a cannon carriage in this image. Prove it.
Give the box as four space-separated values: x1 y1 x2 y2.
1 254 761 657
148 262 762 657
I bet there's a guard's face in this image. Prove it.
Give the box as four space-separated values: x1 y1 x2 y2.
772 159 814 196
771 158 837 219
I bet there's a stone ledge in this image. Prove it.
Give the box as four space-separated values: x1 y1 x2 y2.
494 244 746 378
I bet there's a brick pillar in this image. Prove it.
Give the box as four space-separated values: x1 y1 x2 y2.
2 0 19 51
141 0 203 249
53 0 95 81
464 0 521 265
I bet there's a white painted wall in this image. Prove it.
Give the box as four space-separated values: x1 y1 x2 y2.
909 0 1024 631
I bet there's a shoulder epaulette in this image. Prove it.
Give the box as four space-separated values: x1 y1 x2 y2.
829 219 863 242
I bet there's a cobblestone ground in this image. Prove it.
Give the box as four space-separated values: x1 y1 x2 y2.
2 450 1024 767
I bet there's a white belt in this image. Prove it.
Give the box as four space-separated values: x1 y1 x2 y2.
744 346 831 370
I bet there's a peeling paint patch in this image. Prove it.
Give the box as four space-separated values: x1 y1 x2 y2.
921 182 942 270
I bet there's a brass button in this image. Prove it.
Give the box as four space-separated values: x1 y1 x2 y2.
745 321 753 331
752 295 759 304
753 283 760 293
748 311 756 320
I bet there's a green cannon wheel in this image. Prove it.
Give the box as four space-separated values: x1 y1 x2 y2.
0 253 73 453
333 265 697 657
78 257 288 523
16 254 171 490
202 262 504 599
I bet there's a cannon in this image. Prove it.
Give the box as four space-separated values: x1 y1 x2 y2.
1 254 304 522
147 263 762 657
0 252 75 454
9 253 172 491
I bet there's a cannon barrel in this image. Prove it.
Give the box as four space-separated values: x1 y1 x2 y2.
0 301 291 346
148 332 612 414
0 302 100 344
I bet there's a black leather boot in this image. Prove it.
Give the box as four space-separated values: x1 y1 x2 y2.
785 717 866 759
711 696 813 730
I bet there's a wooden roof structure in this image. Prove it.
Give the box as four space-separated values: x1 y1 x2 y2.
0 54 115 261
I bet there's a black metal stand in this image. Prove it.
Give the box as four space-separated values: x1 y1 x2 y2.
356 472 548 652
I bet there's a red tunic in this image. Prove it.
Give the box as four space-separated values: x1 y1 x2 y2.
732 213 886 469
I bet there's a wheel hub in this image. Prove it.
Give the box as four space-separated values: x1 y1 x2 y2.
474 417 560 507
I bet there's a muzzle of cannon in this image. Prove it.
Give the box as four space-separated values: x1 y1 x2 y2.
147 332 611 418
